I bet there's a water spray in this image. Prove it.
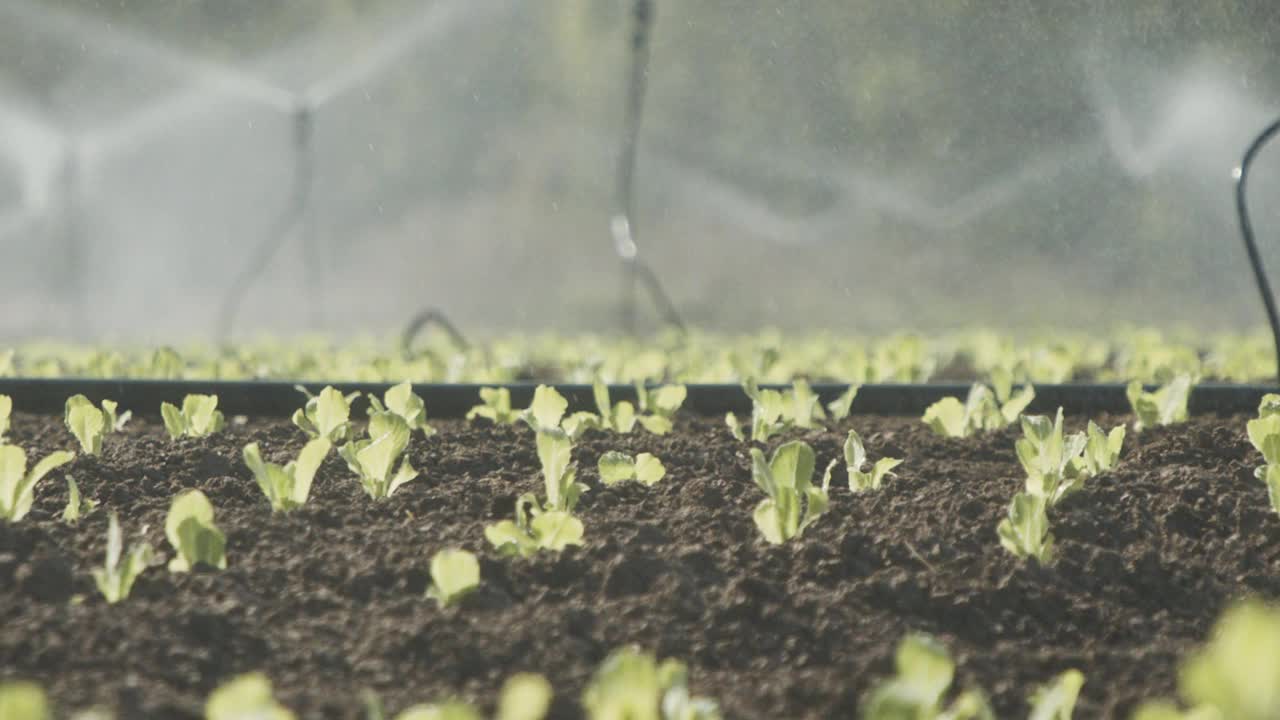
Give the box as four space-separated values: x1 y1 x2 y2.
613 0 686 335
1235 116 1280 383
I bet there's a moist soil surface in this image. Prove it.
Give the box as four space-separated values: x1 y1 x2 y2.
1 410 1275 719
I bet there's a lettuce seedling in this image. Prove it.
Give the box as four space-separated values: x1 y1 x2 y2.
844 430 902 492
292 385 356 443
485 494 584 557
340 412 419 500
467 387 519 425
861 633 994 720
161 394 225 440
789 378 825 429
1129 599 1280 720
582 646 721 720
1016 409 1088 506
1248 400 1280 513
751 441 832 544
724 412 746 442
1126 375 1193 431
1028 669 1084 720
426 548 480 608
92 511 154 604
0 446 74 522
0 681 50 720
0 393 10 443
521 385 569 433
65 394 129 455
366 673 551 720
997 492 1055 565
634 382 687 435
243 438 331 512
923 381 1034 438
598 451 666 486
150 346 185 379
62 476 96 523
368 381 436 437
206 673 295 720
536 429 588 512
592 378 638 433
742 378 790 442
1081 421 1125 476
827 384 859 421
165 489 226 572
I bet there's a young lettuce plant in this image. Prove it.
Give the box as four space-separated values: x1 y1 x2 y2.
0 446 74 522
1028 669 1084 720
61 476 97 523
367 673 552 720
92 511 154 604
1081 421 1125 476
367 381 435 437
751 441 832 544
292 385 357 443
827 383 859 421
0 393 10 443
1126 375 1193 431
861 633 994 720
633 381 687 435
591 378 638 433
582 646 721 720
536 428 588 512
997 492 1055 565
161 394 225 440
206 673 295 720
923 381 1034 438
1016 409 1088 506
844 430 903 492
485 494 584 557
426 548 480 608
165 489 226 572
65 394 129 455
340 412 419 500
598 451 666 486
0 681 51 720
243 439 331 512
1131 599 1280 720
467 387 519 425
1247 394 1280 513
726 378 790 443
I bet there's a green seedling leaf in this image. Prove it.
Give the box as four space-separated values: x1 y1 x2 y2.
339 412 418 500
244 438 331 512
789 378 825 429
426 548 480 608
92 511 154 604
102 399 130 432
1082 421 1125 476
150 346 184 379
65 394 106 455
496 673 553 720
206 673 295 720
1177 599 1280 720
165 489 226 572
0 680 51 720
562 411 603 440
597 452 666 486
751 441 830 544
583 647 720 720
62 475 97 523
291 386 352 443
161 394 225 440
743 378 790 443
1127 375 1193 432
370 381 436 437
535 429 585 512
0 446 74 523
522 385 569 433
827 384 859 421
844 429 903 492
1017 408 1089 505
394 702 483 720
466 387 518 424
862 633 993 720
997 492 1055 565
923 396 969 438
1028 669 1084 720
725 412 746 442
1128 702 1221 720
486 494 584 557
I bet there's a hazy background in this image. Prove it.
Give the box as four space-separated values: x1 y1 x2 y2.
1 0 1279 341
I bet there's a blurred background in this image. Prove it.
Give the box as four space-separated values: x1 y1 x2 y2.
0 0 1278 341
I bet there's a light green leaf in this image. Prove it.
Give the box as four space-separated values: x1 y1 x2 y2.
634 453 666 486
526 385 568 431
598 451 635 484
725 412 745 442
496 673 552 720
205 673 295 720
62 475 96 523
1180 600 1280 720
0 680 50 720
1028 669 1084 720
426 549 480 608
529 511 584 552
923 396 968 438
165 490 226 572
636 414 673 435
997 492 1054 564
66 397 105 455
0 394 11 441
827 384 859 420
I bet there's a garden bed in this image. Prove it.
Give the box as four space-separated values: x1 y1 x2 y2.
1 406 1274 718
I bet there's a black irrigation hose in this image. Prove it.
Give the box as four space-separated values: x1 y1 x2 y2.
216 100 316 344
0 379 1269 418
1236 116 1280 383
614 0 686 335
400 307 470 358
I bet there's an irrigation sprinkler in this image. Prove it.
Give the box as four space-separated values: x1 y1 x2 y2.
1235 116 1280 383
216 97 318 343
613 0 685 335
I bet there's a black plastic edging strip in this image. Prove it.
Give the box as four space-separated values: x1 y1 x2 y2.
0 379 1274 418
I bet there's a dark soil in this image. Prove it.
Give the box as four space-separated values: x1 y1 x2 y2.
1 409 1275 719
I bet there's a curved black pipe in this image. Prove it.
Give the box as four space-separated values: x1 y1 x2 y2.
614 0 685 335
1236 116 1280 382
401 307 470 358
216 99 316 344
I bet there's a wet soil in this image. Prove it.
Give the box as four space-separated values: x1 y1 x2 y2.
0 410 1274 719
